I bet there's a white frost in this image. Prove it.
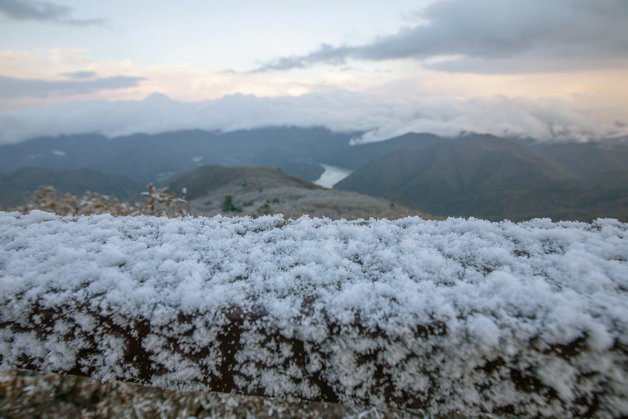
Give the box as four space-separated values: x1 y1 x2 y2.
0 211 626 415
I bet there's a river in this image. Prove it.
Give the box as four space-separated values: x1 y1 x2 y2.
313 164 353 188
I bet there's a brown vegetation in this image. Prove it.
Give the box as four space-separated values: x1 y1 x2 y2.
20 184 189 217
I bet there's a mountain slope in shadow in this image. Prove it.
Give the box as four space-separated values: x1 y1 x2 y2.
519 140 628 184
336 134 628 221
0 127 355 183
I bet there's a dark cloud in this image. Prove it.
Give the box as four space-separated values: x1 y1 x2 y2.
0 75 144 98
257 0 628 73
0 0 106 25
61 71 98 79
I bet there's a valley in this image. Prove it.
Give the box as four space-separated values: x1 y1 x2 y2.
1 127 626 221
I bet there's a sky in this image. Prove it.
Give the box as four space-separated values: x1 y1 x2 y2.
0 0 627 144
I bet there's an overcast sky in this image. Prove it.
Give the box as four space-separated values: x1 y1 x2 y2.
0 0 627 143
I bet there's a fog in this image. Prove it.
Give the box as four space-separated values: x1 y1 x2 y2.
1 90 626 145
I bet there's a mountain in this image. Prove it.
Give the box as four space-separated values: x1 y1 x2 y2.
0 133 188 182
0 167 144 208
2 128 626 221
518 140 628 184
0 134 110 171
0 128 442 183
0 127 355 183
168 165 427 220
335 134 628 221
336 134 575 198
322 132 442 169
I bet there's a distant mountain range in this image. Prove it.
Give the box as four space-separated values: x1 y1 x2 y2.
0 127 354 183
0 127 626 221
0 167 143 208
335 133 628 221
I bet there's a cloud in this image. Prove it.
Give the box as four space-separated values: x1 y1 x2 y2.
0 0 106 25
0 90 626 145
0 74 144 98
61 70 98 79
257 0 628 73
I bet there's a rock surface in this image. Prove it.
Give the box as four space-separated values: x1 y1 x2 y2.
0 369 424 418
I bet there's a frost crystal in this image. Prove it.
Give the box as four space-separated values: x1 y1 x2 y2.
0 211 626 416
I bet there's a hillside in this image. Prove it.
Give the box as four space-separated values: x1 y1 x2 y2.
0 167 144 208
0 127 354 183
2 128 627 221
324 132 442 169
521 140 628 184
336 134 628 221
0 129 459 183
168 165 426 219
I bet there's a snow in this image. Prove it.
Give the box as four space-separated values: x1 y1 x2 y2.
0 211 626 415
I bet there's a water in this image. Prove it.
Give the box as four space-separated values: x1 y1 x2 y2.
313 164 353 188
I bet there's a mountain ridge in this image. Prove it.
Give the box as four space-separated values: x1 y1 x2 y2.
1 127 626 221
335 134 628 221
0 167 144 208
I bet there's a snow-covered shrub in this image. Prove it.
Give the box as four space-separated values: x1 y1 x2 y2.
0 212 626 416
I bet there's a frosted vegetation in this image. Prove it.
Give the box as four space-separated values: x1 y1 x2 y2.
21 185 189 217
1 210 626 416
